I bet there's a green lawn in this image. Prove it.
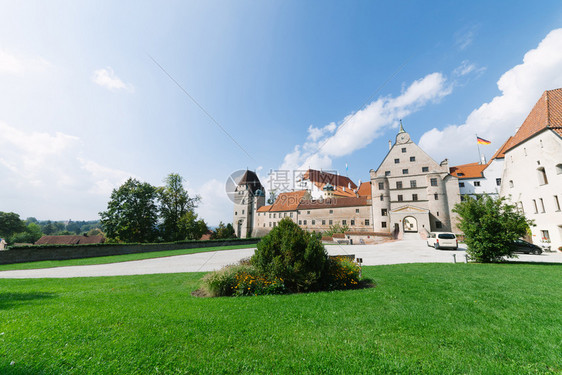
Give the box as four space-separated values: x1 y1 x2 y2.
0 263 561 374
0 244 256 271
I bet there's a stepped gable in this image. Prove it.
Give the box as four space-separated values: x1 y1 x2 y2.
237 170 264 195
505 88 562 152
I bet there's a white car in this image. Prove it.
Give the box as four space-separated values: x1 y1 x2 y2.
427 232 458 250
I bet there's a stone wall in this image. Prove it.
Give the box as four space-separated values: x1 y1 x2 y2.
0 239 260 265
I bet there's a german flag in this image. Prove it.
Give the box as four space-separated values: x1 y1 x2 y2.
477 136 491 145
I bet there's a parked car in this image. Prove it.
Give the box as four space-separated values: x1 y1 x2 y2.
512 239 543 255
427 232 458 250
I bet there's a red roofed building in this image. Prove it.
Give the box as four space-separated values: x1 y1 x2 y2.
499 89 562 251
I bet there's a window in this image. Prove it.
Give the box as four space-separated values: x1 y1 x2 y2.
422 166 429 172
533 199 538 213
434 193 438 200
537 167 548 185
303 220 307 225
397 195 403 202
273 213 276 218
235 211 238 215
329 220 333 225
381 208 388 216
412 194 418 201
307 211 310 215
242 210 245 214
381 222 387 228
473 181 481 187
555 196 561 211
396 181 403 189
540 198 545 213
263 223 266 227
401 147 407 153
436 211 439 216
394 158 400 164
380 194 384 201
410 180 417 188
342 220 347 225
351 220 355 226
329 210 333 214
269 222 272 227
290 212 293 218
269 213 271 218
355 209 360 213
556 164 562 174
299 220 302 225
541 230 550 242
435 221 443 229
496 178 501 186
402 169 409 175
410 156 416 162
540 139 543 148
459 182 465 187
378 182 384 190
509 180 514 188
322 220 326 225
430 178 437 186
311 220 315 225
385 171 391 176
365 219 370 226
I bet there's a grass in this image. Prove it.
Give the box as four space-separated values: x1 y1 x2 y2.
0 263 561 374
0 244 255 271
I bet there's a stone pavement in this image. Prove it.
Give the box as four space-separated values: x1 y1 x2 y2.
0 239 560 279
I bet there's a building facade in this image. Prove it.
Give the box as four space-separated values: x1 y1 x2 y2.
500 89 562 251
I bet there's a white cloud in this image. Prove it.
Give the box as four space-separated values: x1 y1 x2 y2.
92 67 134 92
453 60 486 77
0 121 135 219
0 49 50 74
281 72 452 172
454 25 478 51
196 178 232 227
419 28 562 165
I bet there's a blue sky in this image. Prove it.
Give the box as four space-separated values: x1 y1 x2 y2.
2 1 562 225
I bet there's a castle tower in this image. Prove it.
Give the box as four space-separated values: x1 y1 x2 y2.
233 170 265 238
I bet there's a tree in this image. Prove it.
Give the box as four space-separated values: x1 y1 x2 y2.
99 178 159 243
0 212 26 240
158 173 201 241
211 222 236 239
251 217 329 292
453 195 533 262
42 221 57 235
177 211 208 240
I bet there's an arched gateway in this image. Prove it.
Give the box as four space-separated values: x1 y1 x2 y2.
403 216 418 233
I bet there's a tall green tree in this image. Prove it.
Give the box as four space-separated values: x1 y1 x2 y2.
177 211 208 240
158 173 201 241
211 222 236 239
453 195 533 262
99 178 159 243
0 212 26 240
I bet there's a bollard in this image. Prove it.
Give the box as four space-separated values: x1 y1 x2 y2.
452 254 456 264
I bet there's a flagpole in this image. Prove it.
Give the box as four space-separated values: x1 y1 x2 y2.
475 134 482 164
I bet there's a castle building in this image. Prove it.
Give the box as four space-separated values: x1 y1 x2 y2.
499 89 562 250
235 124 461 239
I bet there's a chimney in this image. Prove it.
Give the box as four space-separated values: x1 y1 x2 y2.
388 140 392 150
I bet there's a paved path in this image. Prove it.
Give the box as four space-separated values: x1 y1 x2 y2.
0 239 560 279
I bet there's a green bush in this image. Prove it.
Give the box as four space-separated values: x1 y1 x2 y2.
326 257 361 290
251 217 329 293
201 264 286 297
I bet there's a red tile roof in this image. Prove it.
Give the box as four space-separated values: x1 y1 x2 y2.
256 205 272 212
302 169 357 189
504 88 562 152
449 162 487 179
35 235 106 245
357 181 372 198
269 190 308 212
297 196 369 210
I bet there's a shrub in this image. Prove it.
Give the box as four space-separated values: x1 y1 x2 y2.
326 257 361 290
201 264 286 297
251 218 329 292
